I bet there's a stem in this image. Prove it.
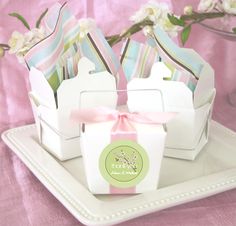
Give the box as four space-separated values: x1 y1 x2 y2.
188 17 205 27
0 43 10 50
181 11 225 21
107 19 154 47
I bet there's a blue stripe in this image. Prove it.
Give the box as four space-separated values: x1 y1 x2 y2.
64 24 80 44
95 28 120 72
153 27 203 77
67 57 74 78
80 36 106 72
122 40 141 81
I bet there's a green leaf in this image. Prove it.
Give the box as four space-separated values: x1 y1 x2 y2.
181 26 191 45
36 8 48 28
9 12 30 30
168 14 185 27
232 27 236 34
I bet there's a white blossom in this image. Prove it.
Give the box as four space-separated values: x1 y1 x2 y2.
222 0 236 14
8 27 46 63
142 26 153 36
198 0 219 12
78 18 96 39
24 27 45 46
184 5 193 15
8 31 25 54
130 1 170 24
130 1 180 37
157 15 181 37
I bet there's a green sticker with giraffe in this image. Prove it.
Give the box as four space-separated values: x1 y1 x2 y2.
99 140 149 188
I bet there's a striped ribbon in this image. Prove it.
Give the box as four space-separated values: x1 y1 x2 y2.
150 27 203 91
121 35 200 92
120 39 160 81
25 3 120 93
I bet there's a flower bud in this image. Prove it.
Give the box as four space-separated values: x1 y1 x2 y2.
184 5 193 15
0 46 5 58
142 26 153 36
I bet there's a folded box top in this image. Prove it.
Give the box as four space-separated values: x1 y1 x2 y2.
121 29 215 108
150 27 214 108
25 2 120 101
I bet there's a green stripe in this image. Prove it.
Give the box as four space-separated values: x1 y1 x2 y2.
140 46 151 77
47 71 60 92
64 33 81 52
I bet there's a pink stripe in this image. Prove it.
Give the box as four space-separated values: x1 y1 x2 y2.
89 30 117 75
117 66 127 105
63 18 78 36
111 132 136 142
36 41 64 72
178 74 189 83
131 44 145 79
25 5 78 63
143 47 157 78
28 17 79 73
190 76 197 85
110 186 136 194
110 116 137 194
139 46 147 77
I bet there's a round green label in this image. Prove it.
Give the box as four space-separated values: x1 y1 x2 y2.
99 140 149 188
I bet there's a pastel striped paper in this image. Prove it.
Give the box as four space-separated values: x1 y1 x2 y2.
25 3 80 92
56 28 121 84
120 39 160 81
150 27 203 91
25 3 120 93
79 28 120 79
121 38 198 92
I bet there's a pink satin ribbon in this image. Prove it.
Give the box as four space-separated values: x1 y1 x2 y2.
71 107 176 128
71 107 175 194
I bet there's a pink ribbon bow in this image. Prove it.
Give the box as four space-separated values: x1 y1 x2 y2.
71 107 176 137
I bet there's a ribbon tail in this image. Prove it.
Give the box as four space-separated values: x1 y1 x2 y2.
70 107 118 124
111 116 137 142
129 112 177 124
110 115 137 194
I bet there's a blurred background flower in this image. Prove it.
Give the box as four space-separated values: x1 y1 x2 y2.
8 27 46 63
130 1 180 37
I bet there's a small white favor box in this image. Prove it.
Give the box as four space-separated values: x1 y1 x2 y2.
127 28 216 160
79 108 174 194
29 57 117 161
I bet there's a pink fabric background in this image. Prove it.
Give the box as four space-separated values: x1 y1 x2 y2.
1 0 236 225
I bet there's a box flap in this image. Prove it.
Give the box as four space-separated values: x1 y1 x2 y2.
127 62 193 112
29 67 57 109
151 27 215 108
57 57 118 111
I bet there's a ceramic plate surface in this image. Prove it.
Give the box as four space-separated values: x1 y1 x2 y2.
2 121 236 226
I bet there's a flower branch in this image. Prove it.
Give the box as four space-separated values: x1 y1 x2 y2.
168 0 236 45
180 11 226 21
107 20 154 47
2 1 236 61
0 9 48 61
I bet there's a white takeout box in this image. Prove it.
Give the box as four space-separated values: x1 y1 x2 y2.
127 55 216 160
28 57 118 161
81 117 167 194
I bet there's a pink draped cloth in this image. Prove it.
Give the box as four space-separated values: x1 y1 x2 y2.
1 0 236 225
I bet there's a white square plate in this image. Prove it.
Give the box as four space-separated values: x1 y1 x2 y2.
2 121 236 226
